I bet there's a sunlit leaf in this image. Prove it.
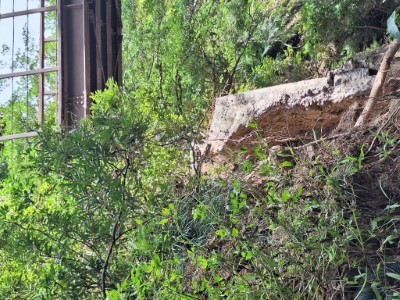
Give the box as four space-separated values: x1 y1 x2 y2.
387 8 400 40
386 272 400 280
157 218 169 225
282 190 291 201
232 228 239 237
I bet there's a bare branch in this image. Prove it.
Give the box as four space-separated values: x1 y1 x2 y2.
355 40 400 127
101 212 121 298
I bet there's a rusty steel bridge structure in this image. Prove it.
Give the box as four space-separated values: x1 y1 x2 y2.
0 0 122 141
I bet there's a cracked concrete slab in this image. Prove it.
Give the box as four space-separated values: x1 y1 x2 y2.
207 68 377 153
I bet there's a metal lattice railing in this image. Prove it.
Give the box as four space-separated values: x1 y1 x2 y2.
0 0 60 141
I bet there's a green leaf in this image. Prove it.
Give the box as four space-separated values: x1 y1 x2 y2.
371 281 382 300
230 216 239 224
259 164 272 176
248 122 258 129
387 8 400 40
239 200 246 209
296 186 303 197
383 234 398 245
241 250 253 260
161 208 170 216
198 257 208 269
232 180 240 192
254 145 267 161
239 147 248 154
243 160 252 171
216 228 228 238
371 216 386 230
386 272 400 280
282 190 291 201
232 228 239 237
279 161 293 168
384 203 400 211
157 218 169 225
170 273 177 282
143 264 153 273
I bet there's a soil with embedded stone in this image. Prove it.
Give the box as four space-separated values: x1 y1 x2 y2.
202 47 400 299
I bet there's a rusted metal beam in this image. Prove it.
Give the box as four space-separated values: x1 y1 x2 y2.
95 0 104 89
106 0 113 79
44 90 58 95
0 67 58 80
116 0 123 84
38 0 45 124
44 37 58 42
61 0 85 126
59 0 122 127
0 132 38 142
83 0 91 118
0 6 56 19
57 0 63 126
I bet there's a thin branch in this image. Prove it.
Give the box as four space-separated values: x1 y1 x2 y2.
101 156 130 298
5 220 58 242
5 220 99 269
366 104 400 154
355 40 400 127
221 9 259 96
101 211 122 298
292 132 355 150
353 25 386 31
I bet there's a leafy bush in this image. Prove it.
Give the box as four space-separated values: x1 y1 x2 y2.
1 1 399 299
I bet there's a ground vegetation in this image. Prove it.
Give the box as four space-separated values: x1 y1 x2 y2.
0 0 399 299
